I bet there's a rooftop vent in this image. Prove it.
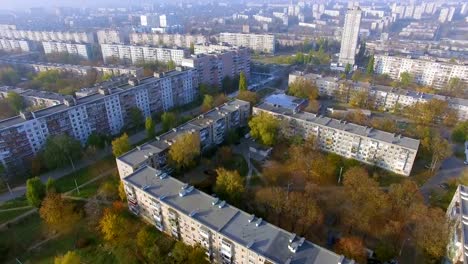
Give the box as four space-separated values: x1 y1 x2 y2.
159 194 167 200
255 218 262 227
211 198 219 206
289 233 296 243
218 200 226 208
246 241 254 249
189 209 198 217
248 214 255 223
142 185 151 191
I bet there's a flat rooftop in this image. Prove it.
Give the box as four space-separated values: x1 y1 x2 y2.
124 166 349 264
255 102 420 150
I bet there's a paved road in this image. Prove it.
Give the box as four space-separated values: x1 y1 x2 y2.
420 157 466 201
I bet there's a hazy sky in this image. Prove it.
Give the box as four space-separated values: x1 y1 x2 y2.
0 0 144 9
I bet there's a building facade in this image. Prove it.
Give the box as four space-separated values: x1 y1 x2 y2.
42 41 92 60
130 33 208 48
96 29 127 44
120 165 352 264
373 54 468 89
0 29 95 43
338 7 362 66
0 38 34 52
219 33 276 54
446 185 468 264
100 44 188 65
182 47 251 88
253 95 420 176
0 68 198 171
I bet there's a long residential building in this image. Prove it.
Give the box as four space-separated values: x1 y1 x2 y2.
42 41 92 60
447 185 468 264
0 38 35 52
116 99 251 178
182 46 251 88
254 94 420 176
373 54 468 89
130 33 208 48
0 28 95 43
0 86 65 108
100 44 188 65
0 67 198 171
289 72 468 121
219 33 276 54
120 166 353 264
0 58 143 77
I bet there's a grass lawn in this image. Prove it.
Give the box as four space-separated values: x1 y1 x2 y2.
55 156 116 193
0 196 29 210
0 208 34 224
69 175 115 199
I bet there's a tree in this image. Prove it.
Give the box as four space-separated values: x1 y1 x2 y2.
128 107 144 128
87 132 107 149
0 100 16 119
112 133 131 157
214 168 245 204
366 55 375 75
97 181 118 201
305 99 320 113
237 90 258 106
99 206 129 244
413 207 448 261
167 60 176 70
446 77 463 96
189 42 195 55
26 177 45 207
452 121 468 143
399 72 413 87
213 93 228 107
136 227 160 263
349 91 369 108
249 112 280 146
288 78 319 100
201 94 214 112
239 71 248 91
161 112 177 132
54 251 81 264
145 116 156 139
344 63 352 75
40 193 80 235
168 132 200 170
43 134 82 169
335 237 367 264
45 177 57 194
284 191 323 235
0 67 20 86
262 161 291 186
6 92 24 113
428 134 451 171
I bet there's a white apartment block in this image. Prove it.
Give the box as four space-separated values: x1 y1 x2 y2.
0 38 33 52
120 166 353 264
101 44 188 65
253 14 273 23
0 68 198 171
219 33 276 54
254 95 420 176
374 54 468 89
129 33 208 48
42 41 92 60
96 29 126 44
116 99 251 178
289 72 339 97
338 7 362 66
0 29 95 43
446 185 468 264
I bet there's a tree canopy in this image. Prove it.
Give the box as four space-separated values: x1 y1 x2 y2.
43 134 82 169
145 116 156 139
248 112 280 146
214 168 245 204
168 132 200 170
26 177 46 207
54 251 81 264
288 78 319 100
39 193 81 235
239 71 248 91
112 133 131 157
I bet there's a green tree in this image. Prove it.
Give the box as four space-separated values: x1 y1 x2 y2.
399 72 413 87
189 42 195 54
214 168 245 204
136 226 160 263
288 78 319 100
40 193 81 235
145 116 156 139
45 177 57 194
344 63 352 75
168 132 200 170
167 60 176 70
452 121 468 143
43 134 82 169
239 71 248 91
54 251 81 264
161 112 177 132
0 67 20 85
86 132 106 149
99 206 130 244
249 112 280 146
6 92 24 113
26 177 46 207
112 133 131 157
237 90 259 106
366 55 375 75
201 94 214 112
128 107 144 128
446 77 463 96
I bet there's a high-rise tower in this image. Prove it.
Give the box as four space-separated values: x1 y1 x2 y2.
338 7 362 66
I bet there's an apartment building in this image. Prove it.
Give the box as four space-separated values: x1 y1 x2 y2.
0 86 65 107
373 54 468 89
116 99 251 178
193 43 238 55
254 94 420 176
181 47 251 87
42 41 92 60
0 29 95 43
120 165 352 264
0 68 198 171
289 72 468 120
0 58 143 77
219 33 276 54
0 38 35 52
100 44 188 65
339 7 362 66
130 33 208 49
96 29 128 44
446 185 468 264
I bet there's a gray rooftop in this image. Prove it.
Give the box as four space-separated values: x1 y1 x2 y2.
124 166 349 264
256 102 420 150
264 94 306 111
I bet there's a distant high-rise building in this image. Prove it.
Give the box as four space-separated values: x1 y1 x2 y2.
140 14 159 28
338 7 362 66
